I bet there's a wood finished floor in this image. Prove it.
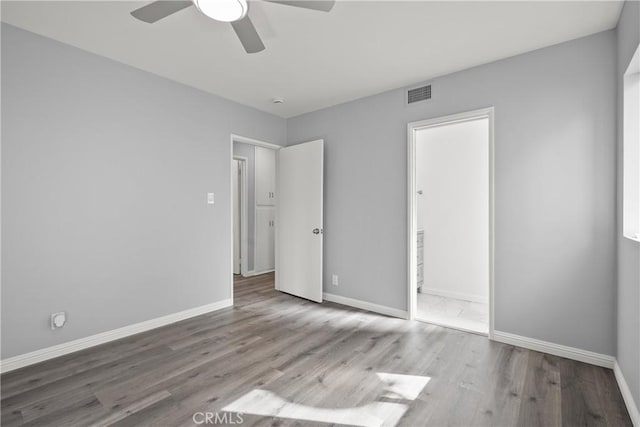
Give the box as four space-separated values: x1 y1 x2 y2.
1 272 632 426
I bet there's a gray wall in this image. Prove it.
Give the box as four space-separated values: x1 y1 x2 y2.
287 30 618 356
0 20 625 364
232 141 256 272
616 0 640 409
1 24 285 359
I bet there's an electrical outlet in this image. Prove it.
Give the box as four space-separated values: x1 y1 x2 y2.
331 274 339 286
51 312 67 330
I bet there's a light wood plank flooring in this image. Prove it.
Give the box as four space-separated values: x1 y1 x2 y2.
1 273 632 426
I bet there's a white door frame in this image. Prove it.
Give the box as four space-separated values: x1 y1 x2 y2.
233 156 249 276
407 107 495 339
229 134 282 302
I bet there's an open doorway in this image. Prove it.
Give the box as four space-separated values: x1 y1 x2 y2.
230 136 325 304
230 135 280 301
407 108 494 336
231 135 280 300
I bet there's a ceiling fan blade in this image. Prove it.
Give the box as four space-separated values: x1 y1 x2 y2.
231 16 266 54
130 1 193 23
263 0 335 12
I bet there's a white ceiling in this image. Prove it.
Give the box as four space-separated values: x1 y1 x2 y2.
2 1 623 118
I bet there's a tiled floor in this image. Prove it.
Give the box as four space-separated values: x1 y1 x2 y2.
416 293 489 335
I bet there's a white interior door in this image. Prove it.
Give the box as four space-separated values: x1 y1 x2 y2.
276 140 324 303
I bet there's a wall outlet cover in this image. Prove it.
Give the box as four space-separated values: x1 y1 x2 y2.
332 275 339 286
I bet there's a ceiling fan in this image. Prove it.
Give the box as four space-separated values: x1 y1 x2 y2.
130 0 335 54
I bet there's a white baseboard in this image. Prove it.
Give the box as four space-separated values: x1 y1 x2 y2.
492 330 615 369
244 269 274 277
0 299 233 374
323 292 408 319
419 287 488 304
615 360 640 426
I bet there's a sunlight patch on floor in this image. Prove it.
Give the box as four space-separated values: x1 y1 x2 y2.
222 389 408 427
376 372 431 400
222 372 431 426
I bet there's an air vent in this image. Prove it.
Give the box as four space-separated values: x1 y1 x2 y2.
407 85 431 104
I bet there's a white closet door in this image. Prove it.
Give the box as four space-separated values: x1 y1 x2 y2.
255 206 275 272
255 146 276 206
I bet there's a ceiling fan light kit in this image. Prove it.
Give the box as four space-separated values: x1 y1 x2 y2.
193 0 248 23
130 0 335 54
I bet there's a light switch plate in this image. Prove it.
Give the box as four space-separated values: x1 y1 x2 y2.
207 193 215 204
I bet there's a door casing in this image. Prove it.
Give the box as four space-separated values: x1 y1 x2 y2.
233 156 248 276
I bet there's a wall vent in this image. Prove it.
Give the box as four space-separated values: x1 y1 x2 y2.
407 85 431 104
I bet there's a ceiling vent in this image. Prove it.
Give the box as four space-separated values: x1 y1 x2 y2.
407 85 431 105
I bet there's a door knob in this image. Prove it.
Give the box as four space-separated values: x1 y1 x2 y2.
312 228 321 235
